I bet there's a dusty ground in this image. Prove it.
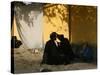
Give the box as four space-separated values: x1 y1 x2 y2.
13 46 97 74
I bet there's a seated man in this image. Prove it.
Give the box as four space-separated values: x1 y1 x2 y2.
80 43 93 62
11 36 22 48
57 34 74 64
42 32 60 65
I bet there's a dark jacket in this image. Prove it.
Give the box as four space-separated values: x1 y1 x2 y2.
59 38 74 63
42 40 60 65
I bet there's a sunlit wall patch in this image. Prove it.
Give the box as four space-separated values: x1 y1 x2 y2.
43 4 69 43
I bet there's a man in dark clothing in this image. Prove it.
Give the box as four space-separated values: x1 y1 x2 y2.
57 34 74 64
42 32 60 65
11 36 22 48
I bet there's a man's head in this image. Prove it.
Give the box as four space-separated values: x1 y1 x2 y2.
50 32 57 40
57 34 64 41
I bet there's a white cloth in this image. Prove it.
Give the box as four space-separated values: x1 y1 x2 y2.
15 6 43 49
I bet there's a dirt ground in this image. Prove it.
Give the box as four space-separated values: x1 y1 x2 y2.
13 47 97 74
